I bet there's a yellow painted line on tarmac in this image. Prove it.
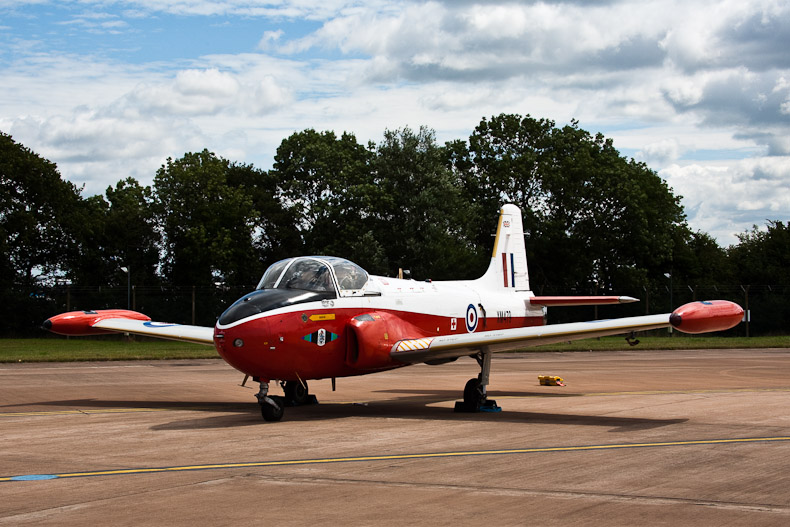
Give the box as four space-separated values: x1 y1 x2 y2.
4 436 790 483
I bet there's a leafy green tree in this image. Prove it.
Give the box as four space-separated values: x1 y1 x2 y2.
104 179 161 286
65 178 161 288
451 115 687 296
672 230 733 287
225 162 302 272
270 129 384 270
730 221 790 286
728 221 790 335
0 132 85 332
153 150 258 286
540 123 685 293
373 126 479 279
0 132 83 288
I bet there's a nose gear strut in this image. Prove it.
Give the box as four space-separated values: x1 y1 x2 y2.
256 380 284 421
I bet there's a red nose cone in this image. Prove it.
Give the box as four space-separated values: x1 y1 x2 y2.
669 300 744 334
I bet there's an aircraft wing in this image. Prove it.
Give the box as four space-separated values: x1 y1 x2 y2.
391 300 744 364
43 309 215 345
91 319 215 345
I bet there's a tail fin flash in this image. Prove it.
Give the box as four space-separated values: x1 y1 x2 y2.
479 204 530 291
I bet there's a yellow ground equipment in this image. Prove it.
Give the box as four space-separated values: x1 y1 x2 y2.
538 375 565 386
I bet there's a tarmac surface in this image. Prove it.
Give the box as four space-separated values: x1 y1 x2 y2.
2 348 790 526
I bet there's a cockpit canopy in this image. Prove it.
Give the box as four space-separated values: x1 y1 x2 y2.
257 256 369 297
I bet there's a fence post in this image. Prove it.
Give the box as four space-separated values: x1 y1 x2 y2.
741 285 750 337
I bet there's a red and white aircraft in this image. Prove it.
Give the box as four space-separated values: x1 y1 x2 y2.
44 204 744 421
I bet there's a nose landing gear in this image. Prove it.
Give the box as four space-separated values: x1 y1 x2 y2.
255 380 284 422
255 379 319 421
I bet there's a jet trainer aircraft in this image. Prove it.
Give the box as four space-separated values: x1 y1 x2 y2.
44 205 744 421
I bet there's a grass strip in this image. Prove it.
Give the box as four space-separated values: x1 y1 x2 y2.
1 335 788 363
0 338 217 362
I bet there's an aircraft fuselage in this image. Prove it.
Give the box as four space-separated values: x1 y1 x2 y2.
213 274 544 381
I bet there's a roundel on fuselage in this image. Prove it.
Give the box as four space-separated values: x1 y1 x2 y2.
466 304 478 332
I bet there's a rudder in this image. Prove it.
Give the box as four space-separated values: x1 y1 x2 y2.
478 204 530 291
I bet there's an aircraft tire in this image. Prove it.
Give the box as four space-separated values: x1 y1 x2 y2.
463 377 484 409
284 380 309 405
261 396 285 422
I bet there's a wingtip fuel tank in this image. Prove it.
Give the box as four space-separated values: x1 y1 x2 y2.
669 300 744 334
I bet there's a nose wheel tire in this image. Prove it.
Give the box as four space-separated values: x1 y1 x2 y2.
260 396 285 422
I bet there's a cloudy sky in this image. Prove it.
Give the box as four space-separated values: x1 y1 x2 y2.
2 0 788 245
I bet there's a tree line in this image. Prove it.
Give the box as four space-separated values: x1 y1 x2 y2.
2 114 788 335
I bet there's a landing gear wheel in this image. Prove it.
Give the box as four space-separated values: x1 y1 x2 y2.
455 349 500 413
284 380 309 405
260 396 284 422
463 376 485 410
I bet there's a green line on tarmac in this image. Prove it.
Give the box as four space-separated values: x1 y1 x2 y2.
4 436 790 483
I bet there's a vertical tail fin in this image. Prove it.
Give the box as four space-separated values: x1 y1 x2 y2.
477 204 530 291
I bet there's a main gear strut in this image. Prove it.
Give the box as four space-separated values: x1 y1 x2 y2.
455 346 500 413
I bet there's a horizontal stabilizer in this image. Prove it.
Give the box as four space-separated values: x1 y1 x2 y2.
530 296 639 306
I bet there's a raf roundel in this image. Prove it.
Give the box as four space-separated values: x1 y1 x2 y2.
466 304 478 333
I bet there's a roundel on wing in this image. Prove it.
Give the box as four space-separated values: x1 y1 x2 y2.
466 304 478 333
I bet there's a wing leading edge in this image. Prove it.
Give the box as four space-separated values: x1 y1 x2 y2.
391 300 744 364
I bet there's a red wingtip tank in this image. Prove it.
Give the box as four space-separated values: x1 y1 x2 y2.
43 309 151 336
669 300 744 334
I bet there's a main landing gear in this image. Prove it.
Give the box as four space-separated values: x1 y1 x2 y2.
283 380 311 405
256 379 317 421
455 347 501 413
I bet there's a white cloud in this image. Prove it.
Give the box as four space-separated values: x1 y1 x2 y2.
661 157 790 245
257 29 284 51
2 0 790 245
175 69 238 97
636 139 681 166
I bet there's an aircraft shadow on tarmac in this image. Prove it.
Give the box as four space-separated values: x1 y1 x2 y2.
377 388 582 398
12 395 687 432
